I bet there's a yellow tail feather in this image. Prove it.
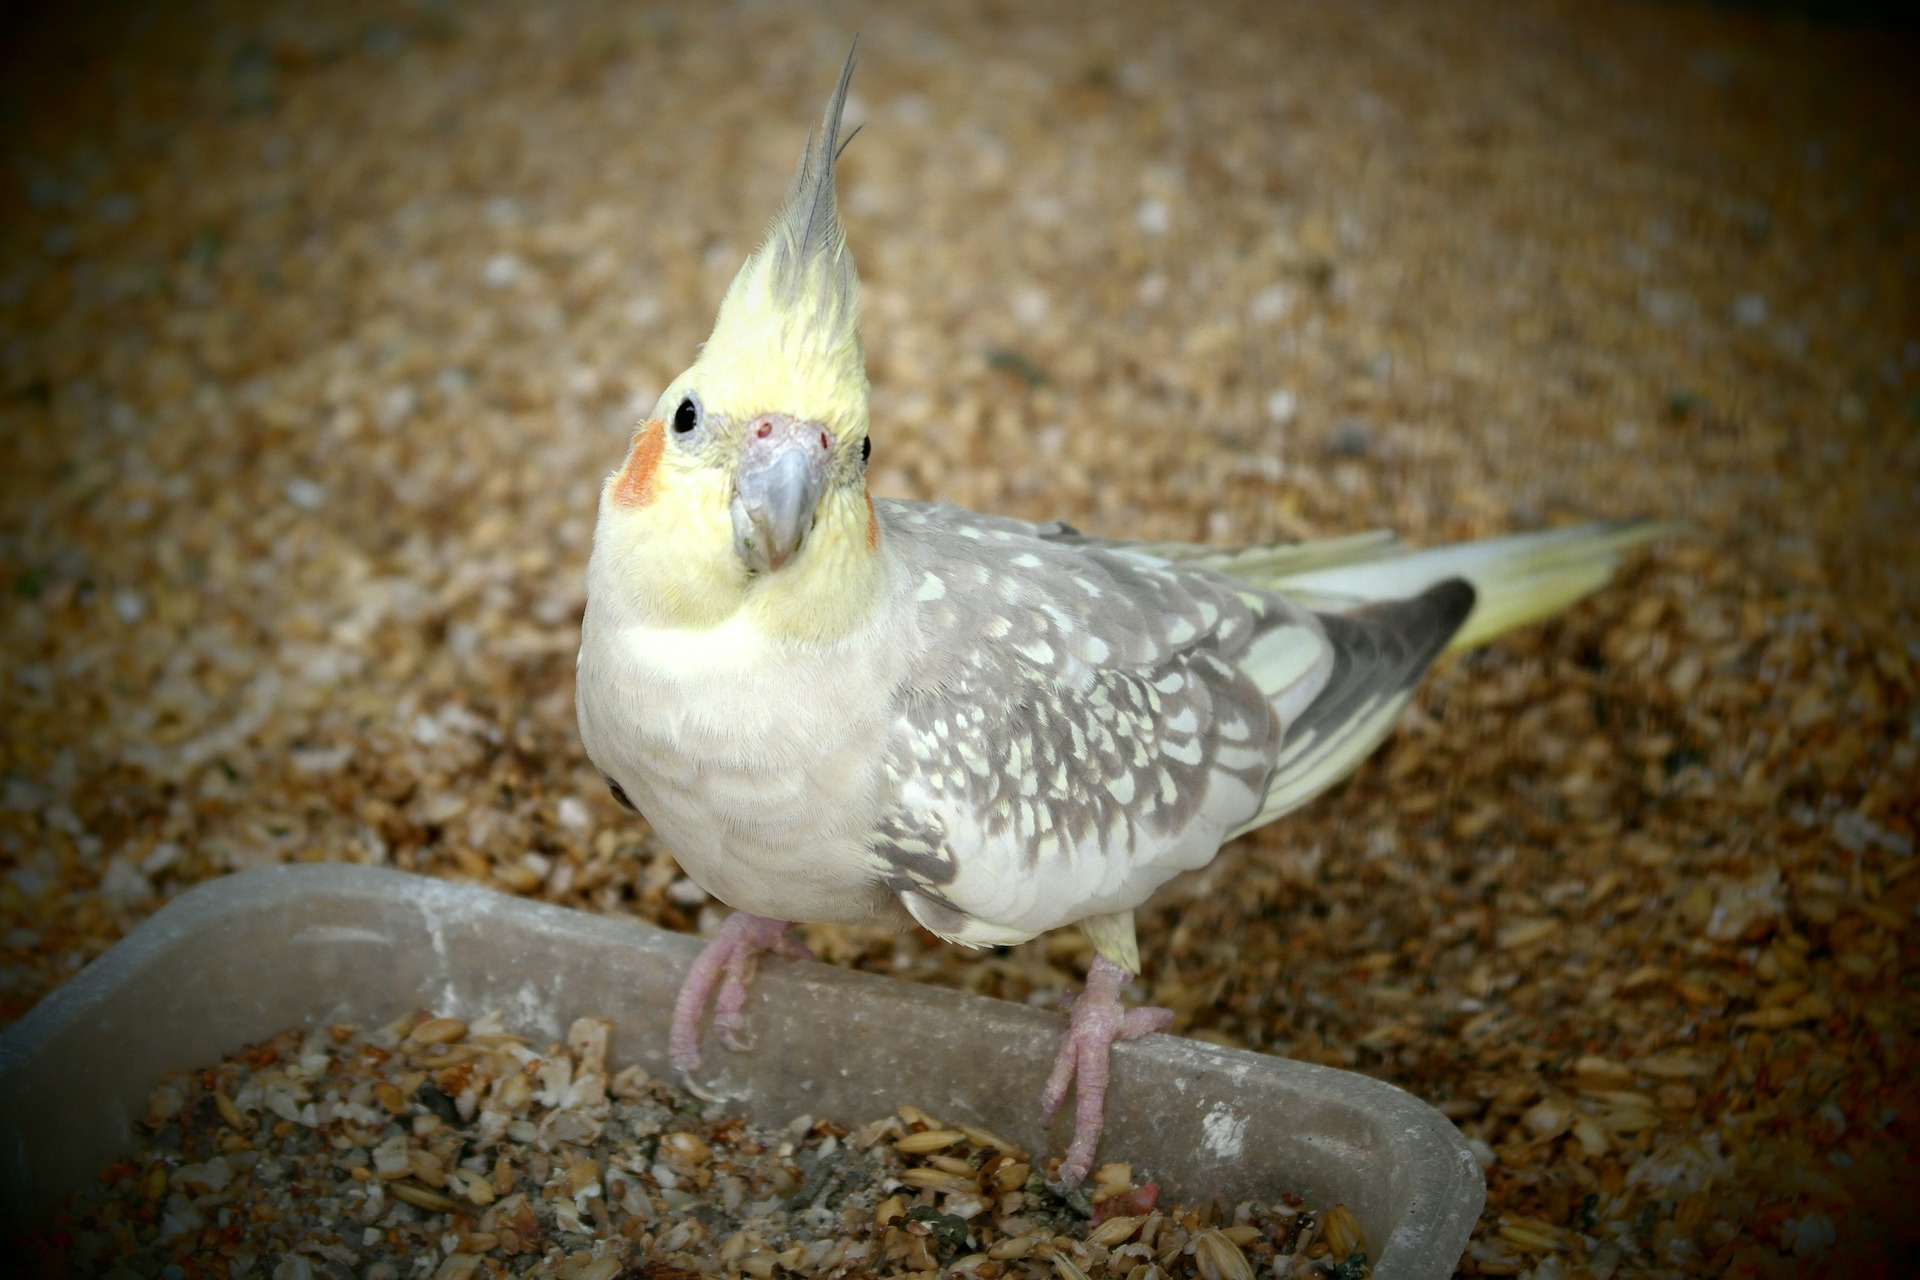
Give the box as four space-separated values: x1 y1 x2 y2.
1195 520 1681 652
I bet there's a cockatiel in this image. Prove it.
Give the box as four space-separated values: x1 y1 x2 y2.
576 50 1668 1188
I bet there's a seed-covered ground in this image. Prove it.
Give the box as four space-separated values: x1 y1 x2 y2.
2 1 1916 1276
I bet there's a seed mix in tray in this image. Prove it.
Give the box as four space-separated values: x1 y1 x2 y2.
25 1010 1369 1280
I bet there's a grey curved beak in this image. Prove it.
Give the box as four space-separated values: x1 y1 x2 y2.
731 415 833 573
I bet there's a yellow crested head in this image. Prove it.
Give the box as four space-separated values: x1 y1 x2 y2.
694 46 869 445
590 47 884 642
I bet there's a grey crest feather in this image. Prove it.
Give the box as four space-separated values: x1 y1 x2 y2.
762 42 860 338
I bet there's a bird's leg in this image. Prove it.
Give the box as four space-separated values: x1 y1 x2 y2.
1041 953 1174 1190
669 911 810 1073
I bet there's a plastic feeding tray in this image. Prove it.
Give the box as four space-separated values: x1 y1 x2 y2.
0 865 1483 1274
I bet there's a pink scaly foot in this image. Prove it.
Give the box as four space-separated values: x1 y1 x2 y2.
1041 954 1174 1190
669 912 810 1073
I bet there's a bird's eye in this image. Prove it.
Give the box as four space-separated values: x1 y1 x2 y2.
672 396 699 435
861 436 871 464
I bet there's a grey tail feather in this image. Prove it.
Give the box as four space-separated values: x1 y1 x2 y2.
1291 578 1475 756
1340 576 1478 672
1232 578 1475 837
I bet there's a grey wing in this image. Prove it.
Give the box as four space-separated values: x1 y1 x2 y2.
937 499 1407 583
882 499 1083 542
868 502 1334 946
1027 511 1479 832
987 493 1479 833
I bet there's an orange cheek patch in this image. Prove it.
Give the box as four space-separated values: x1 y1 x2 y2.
612 421 666 507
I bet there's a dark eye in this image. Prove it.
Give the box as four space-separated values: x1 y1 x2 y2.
672 396 699 434
860 436 871 464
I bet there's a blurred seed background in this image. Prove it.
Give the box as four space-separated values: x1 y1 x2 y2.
2 0 1916 1273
